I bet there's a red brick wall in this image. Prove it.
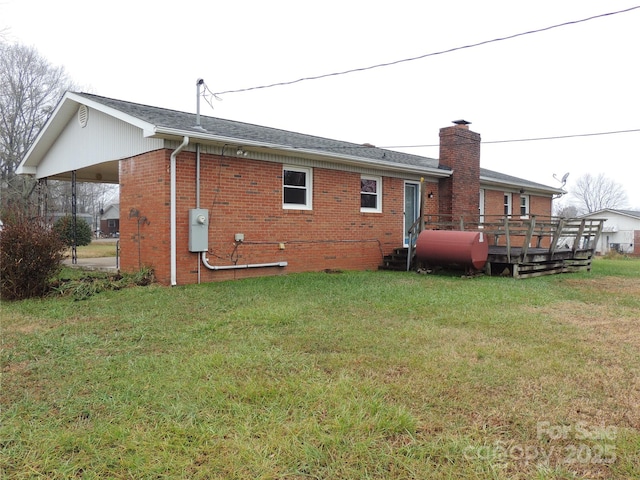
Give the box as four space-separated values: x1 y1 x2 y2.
119 149 172 282
438 123 481 222
483 189 553 247
530 195 552 220
119 149 437 285
484 189 506 219
119 145 553 284
483 189 552 218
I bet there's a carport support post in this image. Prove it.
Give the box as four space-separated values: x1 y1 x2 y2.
37 178 48 220
71 170 77 265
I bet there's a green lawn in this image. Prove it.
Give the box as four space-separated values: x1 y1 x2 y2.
67 239 118 259
1 258 639 479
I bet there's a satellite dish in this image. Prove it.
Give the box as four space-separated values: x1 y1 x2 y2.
553 172 570 185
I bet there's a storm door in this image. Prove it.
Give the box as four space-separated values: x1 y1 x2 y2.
404 181 420 246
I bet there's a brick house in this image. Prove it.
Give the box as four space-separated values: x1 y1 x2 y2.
17 92 562 285
99 203 119 237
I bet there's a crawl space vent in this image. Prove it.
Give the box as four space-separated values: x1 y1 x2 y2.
78 105 89 128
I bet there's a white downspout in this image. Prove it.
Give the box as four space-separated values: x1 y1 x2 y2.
171 136 190 286
196 143 201 284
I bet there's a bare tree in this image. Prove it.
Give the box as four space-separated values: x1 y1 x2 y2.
45 180 119 230
0 42 75 212
570 173 628 214
553 202 578 218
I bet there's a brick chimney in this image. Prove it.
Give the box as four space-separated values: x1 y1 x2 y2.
438 120 481 223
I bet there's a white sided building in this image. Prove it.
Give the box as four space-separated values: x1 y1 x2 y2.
580 209 640 255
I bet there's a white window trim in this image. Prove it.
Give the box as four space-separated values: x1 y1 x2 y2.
360 175 382 213
504 193 512 217
520 194 530 219
283 166 312 210
479 188 485 223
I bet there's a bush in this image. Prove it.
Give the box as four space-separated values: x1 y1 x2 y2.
603 249 629 260
53 215 93 247
0 211 67 300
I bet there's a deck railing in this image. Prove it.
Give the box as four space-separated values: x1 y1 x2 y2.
406 214 605 269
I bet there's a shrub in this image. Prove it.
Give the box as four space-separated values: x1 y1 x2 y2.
603 249 629 260
53 215 93 247
0 211 67 300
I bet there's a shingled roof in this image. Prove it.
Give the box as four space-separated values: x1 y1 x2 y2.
73 92 442 171
19 91 562 194
480 167 563 193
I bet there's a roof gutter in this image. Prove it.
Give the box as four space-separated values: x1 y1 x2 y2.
171 136 189 286
152 127 451 179
480 175 564 196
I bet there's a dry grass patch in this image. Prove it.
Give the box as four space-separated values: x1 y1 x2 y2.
528 297 640 429
514 273 640 478
564 275 640 298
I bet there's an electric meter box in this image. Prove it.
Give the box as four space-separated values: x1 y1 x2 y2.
188 208 209 252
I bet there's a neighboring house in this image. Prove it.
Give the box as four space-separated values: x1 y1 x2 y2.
17 92 563 285
49 212 93 228
579 209 640 255
99 203 120 237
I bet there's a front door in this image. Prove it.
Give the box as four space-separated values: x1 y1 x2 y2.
404 181 420 246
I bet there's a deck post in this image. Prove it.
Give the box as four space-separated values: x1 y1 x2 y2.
512 263 520 279
591 219 604 255
521 216 536 261
572 219 586 254
504 216 511 264
549 218 565 256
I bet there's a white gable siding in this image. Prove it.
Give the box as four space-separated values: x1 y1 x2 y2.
101 205 120 221
584 211 640 254
35 107 163 180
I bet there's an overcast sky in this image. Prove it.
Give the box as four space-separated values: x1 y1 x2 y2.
3 0 639 209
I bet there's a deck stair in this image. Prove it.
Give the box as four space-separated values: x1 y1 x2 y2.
379 247 411 271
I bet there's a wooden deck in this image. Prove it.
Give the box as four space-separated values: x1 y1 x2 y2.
486 245 595 278
407 215 606 279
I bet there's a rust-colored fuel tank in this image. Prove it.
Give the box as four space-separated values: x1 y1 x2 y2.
415 230 488 270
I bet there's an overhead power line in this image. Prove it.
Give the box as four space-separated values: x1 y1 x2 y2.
380 128 640 150
285 128 640 151
213 6 640 97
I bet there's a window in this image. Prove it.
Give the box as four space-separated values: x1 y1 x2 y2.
283 166 312 209
503 193 512 216
479 189 485 223
360 175 382 212
520 194 530 218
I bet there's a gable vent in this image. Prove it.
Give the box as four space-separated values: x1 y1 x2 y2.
78 105 89 128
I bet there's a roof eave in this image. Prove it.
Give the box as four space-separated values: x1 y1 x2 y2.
153 126 452 178
580 209 640 220
480 175 563 196
17 91 157 175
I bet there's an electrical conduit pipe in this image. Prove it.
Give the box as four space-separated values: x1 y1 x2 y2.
201 252 287 271
171 136 190 286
